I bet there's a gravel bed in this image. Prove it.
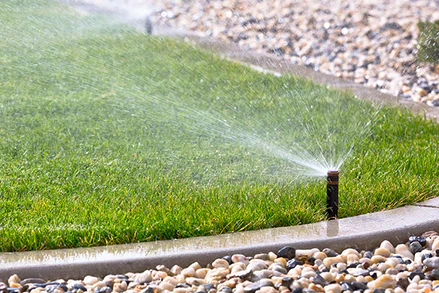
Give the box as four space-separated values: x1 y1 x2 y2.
150 0 439 108
3 231 439 293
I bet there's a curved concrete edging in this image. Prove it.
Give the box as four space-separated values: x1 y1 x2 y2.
1 198 439 282
178 33 439 123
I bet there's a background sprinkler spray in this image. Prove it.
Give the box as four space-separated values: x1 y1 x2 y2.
326 170 339 220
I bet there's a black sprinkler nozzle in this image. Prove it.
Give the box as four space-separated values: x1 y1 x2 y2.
145 16 153 35
326 170 339 220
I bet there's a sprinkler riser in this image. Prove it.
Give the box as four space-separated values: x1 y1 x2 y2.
326 170 339 220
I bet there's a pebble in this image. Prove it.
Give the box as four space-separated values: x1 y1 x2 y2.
232 254 249 265
323 256 343 268
83 276 100 286
276 247 295 260
244 280 274 293
395 244 414 260
380 240 395 253
247 260 268 272
424 257 439 269
213 259 230 269
4 231 439 293
133 271 152 284
368 275 397 290
374 247 392 258
323 283 341 293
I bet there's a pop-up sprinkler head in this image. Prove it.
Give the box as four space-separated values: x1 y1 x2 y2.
326 170 339 220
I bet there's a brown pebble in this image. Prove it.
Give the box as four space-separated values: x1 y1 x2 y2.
368 275 396 290
308 283 324 292
374 247 391 258
212 259 230 269
323 256 343 268
113 282 127 292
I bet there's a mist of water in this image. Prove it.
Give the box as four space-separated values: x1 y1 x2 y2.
115 78 378 182
3 0 380 184
165 89 379 179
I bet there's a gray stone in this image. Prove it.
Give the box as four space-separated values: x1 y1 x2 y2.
409 241 423 254
276 246 296 259
243 280 274 293
424 257 439 269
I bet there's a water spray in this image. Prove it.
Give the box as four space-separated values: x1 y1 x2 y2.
326 170 339 220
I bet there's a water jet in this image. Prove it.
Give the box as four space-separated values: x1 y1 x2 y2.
326 170 339 220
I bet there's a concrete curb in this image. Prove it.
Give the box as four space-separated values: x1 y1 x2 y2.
178 33 439 123
1 198 438 281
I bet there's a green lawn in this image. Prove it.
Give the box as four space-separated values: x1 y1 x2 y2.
0 0 438 252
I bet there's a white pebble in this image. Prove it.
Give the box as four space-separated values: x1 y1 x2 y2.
406 283 420 291
91 281 107 289
380 240 395 253
205 267 230 284
162 276 178 286
232 254 249 264
181 267 196 278
395 244 414 260
248 259 268 272
173 288 189 293
424 257 439 269
189 262 202 271
83 276 100 286
385 257 400 267
296 248 319 257
301 267 316 278
320 272 335 283
336 262 347 271
134 271 152 283
171 265 183 275
324 283 342 293
159 281 175 291
257 287 278 293
341 248 361 258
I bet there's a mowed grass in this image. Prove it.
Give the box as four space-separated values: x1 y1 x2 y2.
0 0 438 252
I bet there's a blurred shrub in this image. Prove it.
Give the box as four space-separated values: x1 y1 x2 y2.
417 20 439 65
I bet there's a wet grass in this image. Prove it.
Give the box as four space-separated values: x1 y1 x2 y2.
0 0 438 251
